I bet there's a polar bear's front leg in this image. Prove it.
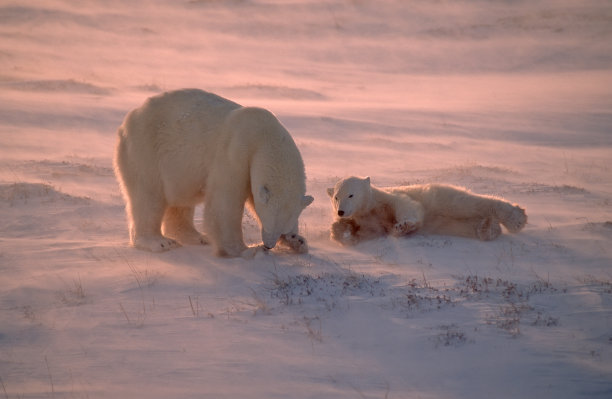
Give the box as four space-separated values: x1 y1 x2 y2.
129 194 180 252
204 193 250 258
162 206 209 246
391 197 424 236
331 218 360 245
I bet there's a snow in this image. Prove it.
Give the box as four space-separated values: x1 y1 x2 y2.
1 0 611 398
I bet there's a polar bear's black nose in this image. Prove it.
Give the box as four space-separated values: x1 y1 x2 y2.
338 210 344 217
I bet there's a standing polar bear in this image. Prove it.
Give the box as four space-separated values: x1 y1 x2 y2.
327 176 526 245
114 89 313 258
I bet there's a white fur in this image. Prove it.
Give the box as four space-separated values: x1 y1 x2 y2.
327 176 526 245
114 89 313 258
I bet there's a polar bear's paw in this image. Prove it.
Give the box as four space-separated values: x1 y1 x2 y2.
331 219 359 245
501 205 527 233
241 245 269 259
181 232 209 246
476 217 502 241
134 235 180 252
393 220 419 236
279 234 309 254
165 230 209 246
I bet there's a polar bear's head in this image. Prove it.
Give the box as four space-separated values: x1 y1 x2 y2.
252 183 314 249
327 176 372 218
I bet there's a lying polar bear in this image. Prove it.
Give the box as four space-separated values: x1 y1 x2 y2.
327 176 526 245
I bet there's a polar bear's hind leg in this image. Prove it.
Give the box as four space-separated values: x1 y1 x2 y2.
162 206 209 246
476 216 502 241
130 199 180 252
426 184 527 235
497 204 527 233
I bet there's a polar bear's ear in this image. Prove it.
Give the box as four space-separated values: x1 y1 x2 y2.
326 188 334 198
302 195 314 208
364 176 371 185
259 185 271 204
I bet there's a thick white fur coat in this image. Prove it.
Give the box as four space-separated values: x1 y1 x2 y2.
114 89 312 257
328 176 526 245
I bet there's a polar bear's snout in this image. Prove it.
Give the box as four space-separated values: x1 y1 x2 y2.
337 201 356 217
262 231 279 249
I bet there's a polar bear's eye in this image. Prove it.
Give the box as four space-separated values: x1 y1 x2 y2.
348 194 353 198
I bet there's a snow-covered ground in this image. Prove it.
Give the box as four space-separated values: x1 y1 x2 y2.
1 1 611 398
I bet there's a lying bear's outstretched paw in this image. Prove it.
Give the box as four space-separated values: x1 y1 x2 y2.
393 220 419 236
331 219 359 245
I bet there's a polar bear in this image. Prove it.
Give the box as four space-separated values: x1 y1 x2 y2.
114 89 313 258
327 176 526 245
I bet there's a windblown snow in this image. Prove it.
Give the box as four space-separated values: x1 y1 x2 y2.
1 1 611 398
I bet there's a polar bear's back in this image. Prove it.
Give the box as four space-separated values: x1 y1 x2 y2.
123 89 241 142
387 184 464 213
387 184 429 202
118 89 242 169
146 89 240 116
